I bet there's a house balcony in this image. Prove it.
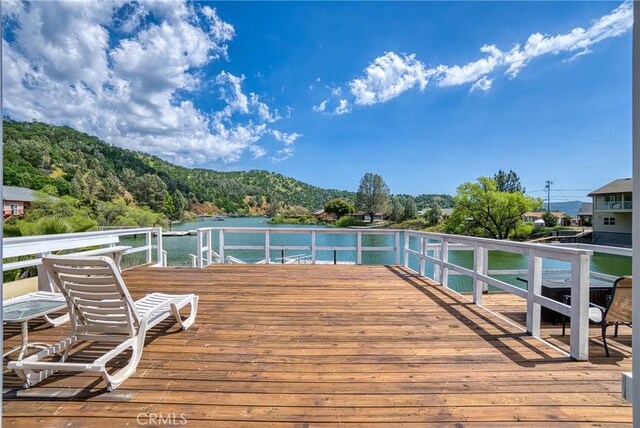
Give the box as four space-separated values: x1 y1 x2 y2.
594 201 633 210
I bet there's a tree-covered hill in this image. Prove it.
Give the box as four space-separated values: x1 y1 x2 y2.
3 120 354 214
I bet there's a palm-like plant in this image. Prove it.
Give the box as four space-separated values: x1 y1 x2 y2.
4 217 96 281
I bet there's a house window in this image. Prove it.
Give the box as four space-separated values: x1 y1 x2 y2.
604 217 616 226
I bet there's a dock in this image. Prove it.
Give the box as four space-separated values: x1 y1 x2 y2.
3 264 632 425
162 230 196 237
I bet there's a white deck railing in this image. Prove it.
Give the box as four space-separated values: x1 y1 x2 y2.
195 227 401 267
3 227 165 275
194 226 605 361
402 230 595 360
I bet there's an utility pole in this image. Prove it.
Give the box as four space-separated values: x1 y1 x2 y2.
544 180 553 212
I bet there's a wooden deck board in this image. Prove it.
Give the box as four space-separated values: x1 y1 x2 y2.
2 265 632 425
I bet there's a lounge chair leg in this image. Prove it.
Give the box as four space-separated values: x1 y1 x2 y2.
102 320 148 391
561 314 567 336
614 324 619 337
11 336 78 388
602 324 610 357
170 296 199 331
43 313 70 328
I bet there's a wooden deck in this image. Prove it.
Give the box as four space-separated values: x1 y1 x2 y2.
3 265 632 426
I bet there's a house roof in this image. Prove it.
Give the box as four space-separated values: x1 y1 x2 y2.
577 202 593 216
588 178 632 196
3 186 36 202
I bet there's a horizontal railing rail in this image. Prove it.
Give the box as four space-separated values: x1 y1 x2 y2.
3 227 165 273
595 201 632 210
195 227 401 268
402 230 593 361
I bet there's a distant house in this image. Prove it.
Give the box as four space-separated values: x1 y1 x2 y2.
522 211 570 226
3 186 36 218
312 209 338 221
350 212 387 222
588 178 632 247
576 202 593 226
417 207 454 220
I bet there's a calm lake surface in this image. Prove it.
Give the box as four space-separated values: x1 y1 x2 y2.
122 217 632 293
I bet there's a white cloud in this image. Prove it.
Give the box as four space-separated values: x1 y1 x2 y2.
272 130 302 145
334 1 631 113
312 100 328 112
2 1 299 165
215 72 249 114
349 52 429 106
270 147 295 163
250 93 281 123
335 99 351 115
436 45 503 87
249 145 267 159
504 1 631 77
328 85 342 96
470 76 493 92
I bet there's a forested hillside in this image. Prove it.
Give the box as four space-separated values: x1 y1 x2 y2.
3 120 354 215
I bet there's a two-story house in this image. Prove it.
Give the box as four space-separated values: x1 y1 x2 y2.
588 178 632 247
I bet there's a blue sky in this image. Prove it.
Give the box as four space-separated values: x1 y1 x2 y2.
2 1 632 202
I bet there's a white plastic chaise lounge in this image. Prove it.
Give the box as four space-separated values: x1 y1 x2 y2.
8 255 198 391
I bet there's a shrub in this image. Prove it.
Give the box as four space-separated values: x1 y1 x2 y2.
335 216 366 228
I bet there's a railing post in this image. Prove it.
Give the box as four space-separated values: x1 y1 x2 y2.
526 250 542 337
441 238 449 287
37 252 51 292
264 230 270 264
434 247 441 282
481 247 489 293
145 231 153 264
206 230 212 266
419 236 426 277
356 232 362 265
394 232 401 266
155 227 163 266
403 233 410 268
570 253 591 360
472 243 485 304
196 230 203 268
219 229 225 264
311 231 316 264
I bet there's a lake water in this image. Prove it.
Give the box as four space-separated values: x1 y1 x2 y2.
121 217 632 293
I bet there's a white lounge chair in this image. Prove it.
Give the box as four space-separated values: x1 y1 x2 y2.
8 255 198 391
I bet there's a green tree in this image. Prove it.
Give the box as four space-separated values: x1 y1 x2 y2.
402 197 418 221
493 169 526 193
131 173 167 212
447 177 541 239
163 192 176 218
542 211 558 227
356 173 389 223
389 197 404 222
425 204 442 227
324 198 356 218
172 190 189 218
